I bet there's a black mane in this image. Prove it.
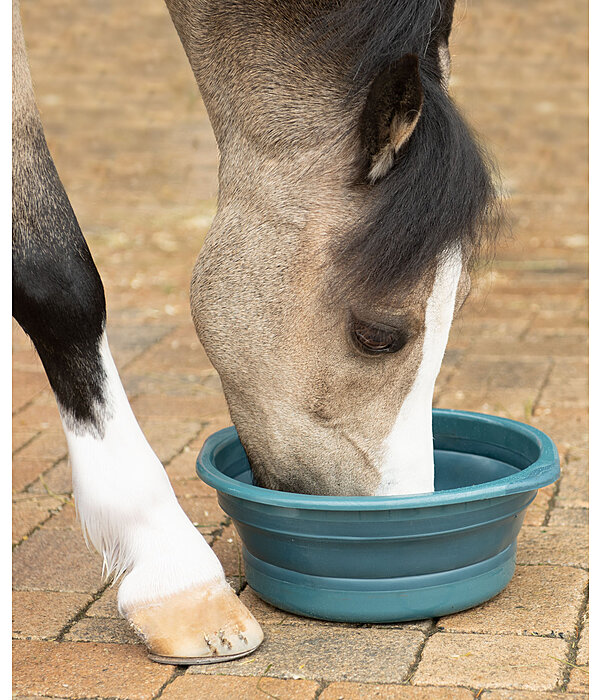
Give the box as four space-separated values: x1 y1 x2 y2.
314 0 501 299
314 0 454 86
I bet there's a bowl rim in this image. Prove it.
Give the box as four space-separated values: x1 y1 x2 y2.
196 409 560 510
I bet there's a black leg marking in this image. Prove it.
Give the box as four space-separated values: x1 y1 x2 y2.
13 99 109 435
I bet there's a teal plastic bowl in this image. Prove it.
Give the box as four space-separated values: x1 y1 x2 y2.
196 409 559 622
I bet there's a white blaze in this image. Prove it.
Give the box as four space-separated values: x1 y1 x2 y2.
60 333 224 613
376 249 463 496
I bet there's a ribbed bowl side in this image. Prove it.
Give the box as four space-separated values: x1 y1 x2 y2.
218 490 534 578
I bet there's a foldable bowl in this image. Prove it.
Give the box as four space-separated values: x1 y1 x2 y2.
196 409 559 622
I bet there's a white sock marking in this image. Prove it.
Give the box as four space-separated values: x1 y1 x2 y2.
59 332 225 613
376 248 463 495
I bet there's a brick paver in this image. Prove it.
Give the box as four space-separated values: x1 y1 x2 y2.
548 507 588 528
210 522 246 580
13 528 104 594
64 616 142 645
516 526 588 568
12 494 64 544
86 585 120 619
319 685 474 700
555 448 589 508
412 633 569 691
437 565 588 637
191 626 426 684
161 674 321 700
12 641 174 699
13 0 587 697
12 591 92 640
479 693 587 700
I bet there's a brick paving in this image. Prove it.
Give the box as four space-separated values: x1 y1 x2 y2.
13 0 588 698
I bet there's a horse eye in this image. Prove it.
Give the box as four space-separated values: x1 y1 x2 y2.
350 318 408 356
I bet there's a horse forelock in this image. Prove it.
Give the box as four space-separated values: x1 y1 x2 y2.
309 0 456 88
328 76 502 303
310 0 502 302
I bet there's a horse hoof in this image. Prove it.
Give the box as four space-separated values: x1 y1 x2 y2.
124 580 263 664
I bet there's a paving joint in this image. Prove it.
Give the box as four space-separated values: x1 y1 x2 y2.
517 310 539 341
12 386 47 418
23 455 70 497
558 582 589 692
161 419 211 470
152 665 188 699
54 579 114 642
113 323 179 373
11 494 70 552
532 358 556 415
542 447 569 527
12 430 42 458
430 628 571 639
517 563 589 572
403 621 439 683
312 678 329 698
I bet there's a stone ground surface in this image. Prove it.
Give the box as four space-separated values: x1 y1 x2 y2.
13 0 588 698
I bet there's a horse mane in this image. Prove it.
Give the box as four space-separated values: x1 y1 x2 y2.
313 0 454 85
313 0 502 299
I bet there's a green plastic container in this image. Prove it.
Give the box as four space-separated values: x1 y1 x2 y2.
196 409 559 622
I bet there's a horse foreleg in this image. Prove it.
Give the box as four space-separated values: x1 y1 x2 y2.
12 0 262 664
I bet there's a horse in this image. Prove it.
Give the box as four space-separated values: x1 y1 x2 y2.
13 0 497 665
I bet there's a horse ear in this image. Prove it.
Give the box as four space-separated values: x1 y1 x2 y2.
360 54 423 183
